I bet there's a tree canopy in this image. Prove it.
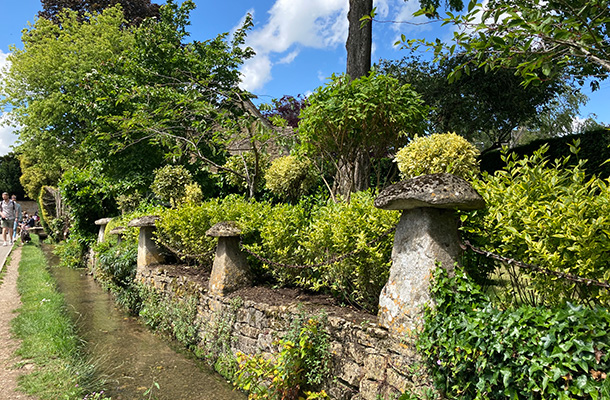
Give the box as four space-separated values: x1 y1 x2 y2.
410 0 610 90
0 6 136 197
298 72 427 198
378 53 576 151
39 0 160 26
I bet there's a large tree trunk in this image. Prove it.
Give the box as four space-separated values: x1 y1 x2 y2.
346 0 373 82
335 0 373 200
333 153 371 201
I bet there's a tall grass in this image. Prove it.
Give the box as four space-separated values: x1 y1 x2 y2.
11 236 105 399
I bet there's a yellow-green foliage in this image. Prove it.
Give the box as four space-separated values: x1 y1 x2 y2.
155 192 398 311
264 155 315 201
463 145 610 306
182 182 203 205
395 132 480 179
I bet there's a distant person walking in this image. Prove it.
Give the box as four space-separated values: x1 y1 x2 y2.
11 195 22 242
0 192 16 246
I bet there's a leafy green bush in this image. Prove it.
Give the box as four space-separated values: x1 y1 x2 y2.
155 195 273 268
480 128 610 179
395 132 480 180
462 145 610 305
183 182 203 205
264 155 316 202
53 233 91 268
151 165 193 207
419 266 610 399
59 167 118 238
251 191 398 311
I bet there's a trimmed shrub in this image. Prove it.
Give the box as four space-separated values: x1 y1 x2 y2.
395 132 480 179
183 182 203 205
155 192 399 311
151 165 193 207
264 155 316 202
222 152 270 194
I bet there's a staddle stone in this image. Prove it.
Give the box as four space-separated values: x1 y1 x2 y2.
375 173 485 336
374 173 484 211
128 215 164 273
206 221 251 296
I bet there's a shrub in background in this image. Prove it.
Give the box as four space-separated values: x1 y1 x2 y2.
461 144 610 306
265 155 316 202
395 132 480 180
151 165 193 207
479 128 610 178
182 182 203 205
222 152 270 194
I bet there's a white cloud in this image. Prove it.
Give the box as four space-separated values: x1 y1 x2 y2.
238 0 443 92
240 55 273 92
389 0 438 37
239 0 349 92
277 50 300 65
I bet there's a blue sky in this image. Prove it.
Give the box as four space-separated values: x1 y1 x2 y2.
0 0 608 155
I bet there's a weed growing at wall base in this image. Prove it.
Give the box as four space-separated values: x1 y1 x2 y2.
234 310 331 400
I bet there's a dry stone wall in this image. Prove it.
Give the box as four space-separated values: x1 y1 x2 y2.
138 264 435 400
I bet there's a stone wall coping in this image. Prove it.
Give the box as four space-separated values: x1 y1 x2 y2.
94 217 114 225
374 173 485 211
109 226 126 235
127 215 159 228
206 221 242 237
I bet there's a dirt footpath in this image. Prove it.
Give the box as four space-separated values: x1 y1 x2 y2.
0 246 36 399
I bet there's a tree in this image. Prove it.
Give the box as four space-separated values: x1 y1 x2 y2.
39 0 160 26
341 0 468 197
346 0 373 81
378 53 575 151
0 6 138 198
0 153 26 198
78 1 270 197
414 0 610 89
298 72 427 200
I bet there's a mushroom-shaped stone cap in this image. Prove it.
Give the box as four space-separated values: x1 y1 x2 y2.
95 217 113 226
206 221 242 237
109 226 126 235
127 215 159 228
374 173 485 211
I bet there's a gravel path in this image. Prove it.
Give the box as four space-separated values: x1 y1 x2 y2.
0 245 37 399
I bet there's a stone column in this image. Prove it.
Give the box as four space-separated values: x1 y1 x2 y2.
128 215 163 275
206 221 252 296
94 217 113 243
374 173 485 335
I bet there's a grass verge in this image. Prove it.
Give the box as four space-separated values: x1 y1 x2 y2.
11 236 106 400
